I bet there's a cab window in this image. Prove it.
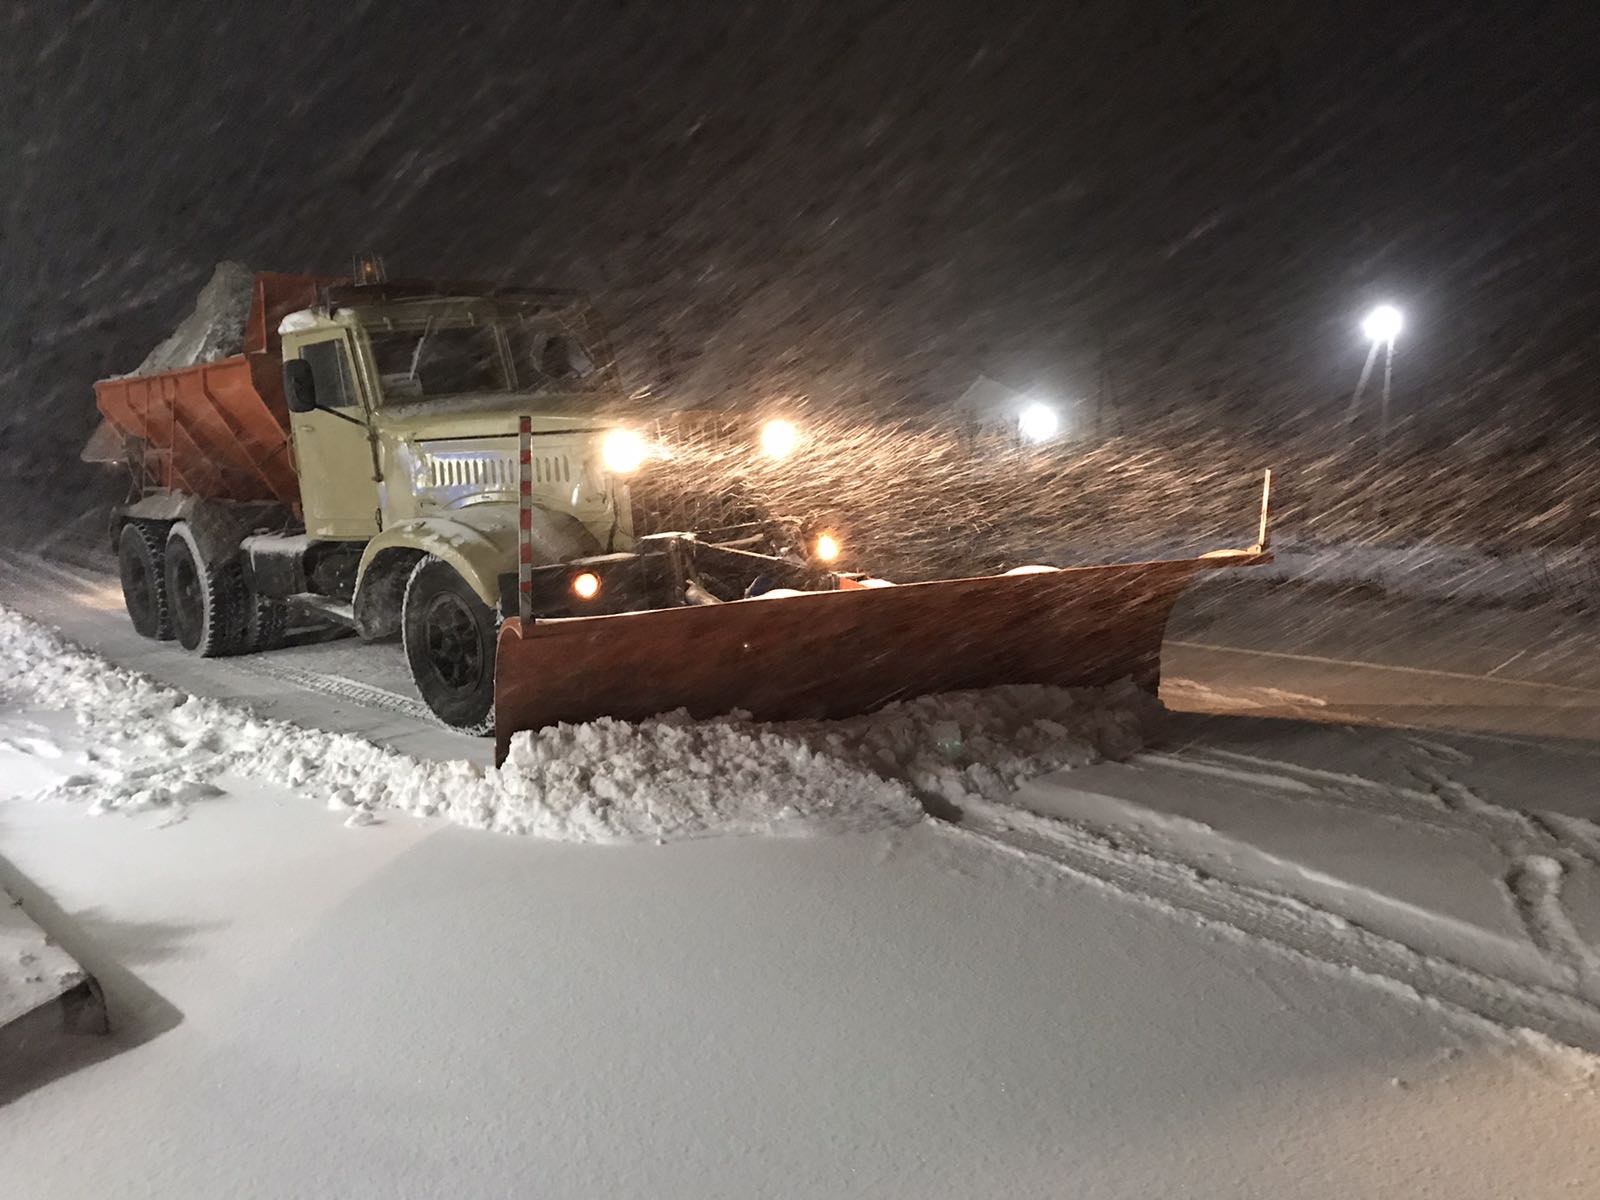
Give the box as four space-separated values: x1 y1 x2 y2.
299 339 360 409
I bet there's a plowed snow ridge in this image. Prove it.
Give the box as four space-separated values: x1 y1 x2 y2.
0 602 1159 842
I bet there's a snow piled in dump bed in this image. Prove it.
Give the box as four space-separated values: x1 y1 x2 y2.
122 261 255 377
0 603 1160 843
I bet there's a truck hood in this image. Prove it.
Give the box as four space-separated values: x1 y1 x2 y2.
376 392 625 442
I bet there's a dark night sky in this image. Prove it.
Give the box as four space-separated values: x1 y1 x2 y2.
3 0 1597 508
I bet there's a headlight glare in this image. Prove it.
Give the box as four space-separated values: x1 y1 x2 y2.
600 428 646 474
759 419 799 460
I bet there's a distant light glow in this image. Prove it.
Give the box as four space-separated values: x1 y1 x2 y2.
759 419 800 459
1018 402 1060 443
814 533 840 562
570 571 601 600
1362 304 1403 344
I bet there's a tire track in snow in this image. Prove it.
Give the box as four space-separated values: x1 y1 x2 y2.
1398 759 1600 996
1504 856 1600 1000
1543 813 1600 864
943 804 1600 1055
1137 741 1600 1005
0 549 444 733
1145 745 1600 870
1403 760 1598 871
232 658 434 723
1404 734 1474 765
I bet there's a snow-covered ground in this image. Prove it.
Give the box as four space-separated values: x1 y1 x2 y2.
4 717 1600 1198
1052 537 1598 610
0 598 1155 841
4 554 1600 1195
1254 540 1598 609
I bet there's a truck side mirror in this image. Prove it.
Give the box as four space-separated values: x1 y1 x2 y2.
283 359 317 413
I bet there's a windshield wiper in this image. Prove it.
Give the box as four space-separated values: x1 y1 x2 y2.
407 315 436 381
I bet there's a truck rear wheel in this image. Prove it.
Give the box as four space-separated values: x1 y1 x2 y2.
402 557 496 734
118 521 173 641
245 586 290 653
164 523 247 658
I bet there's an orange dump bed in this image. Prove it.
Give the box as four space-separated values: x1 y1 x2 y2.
94 272 337 506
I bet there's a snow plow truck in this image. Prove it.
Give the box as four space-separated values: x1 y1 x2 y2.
94 269 1271 762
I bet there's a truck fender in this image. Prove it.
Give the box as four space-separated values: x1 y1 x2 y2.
353 507 601 636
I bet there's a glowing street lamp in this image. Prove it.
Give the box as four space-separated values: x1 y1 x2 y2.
1017 402 1061 443
1348 303 1405 441
1361 304 1403 345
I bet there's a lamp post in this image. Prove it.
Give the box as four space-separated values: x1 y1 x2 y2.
1348 304 1403 441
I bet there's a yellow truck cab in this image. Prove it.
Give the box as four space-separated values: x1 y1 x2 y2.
270 285 641 728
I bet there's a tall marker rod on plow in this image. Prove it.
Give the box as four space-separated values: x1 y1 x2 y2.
517 415 533 623
1256 468 1273 552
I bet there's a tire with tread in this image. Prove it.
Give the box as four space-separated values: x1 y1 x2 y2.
402 556 497 734
164 523 249 657
246 587 290 653
118 520 173 640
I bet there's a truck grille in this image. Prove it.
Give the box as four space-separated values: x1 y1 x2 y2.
424 451 571 490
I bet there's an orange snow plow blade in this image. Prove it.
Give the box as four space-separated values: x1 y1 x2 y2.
493 548 1268 764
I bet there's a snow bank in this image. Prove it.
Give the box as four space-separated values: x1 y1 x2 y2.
0 603 1160 843
121 261 255 377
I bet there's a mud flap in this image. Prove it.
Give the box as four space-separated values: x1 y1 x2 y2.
493 551 1269 764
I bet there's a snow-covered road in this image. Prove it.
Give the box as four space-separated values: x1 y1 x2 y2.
0 547 483 763
5 546 1596 758
4 757 1599 1198
4 552 1600 1195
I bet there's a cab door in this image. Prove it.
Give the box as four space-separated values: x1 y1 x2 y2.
288 334 381 539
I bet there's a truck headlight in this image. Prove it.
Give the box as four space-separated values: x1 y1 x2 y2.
813 532 841 562
759 419 799 459
600 428 646 474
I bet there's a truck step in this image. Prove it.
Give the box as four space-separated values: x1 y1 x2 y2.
285 594 358 629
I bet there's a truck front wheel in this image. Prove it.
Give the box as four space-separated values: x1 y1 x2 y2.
118 521 173 640
402 557 497 734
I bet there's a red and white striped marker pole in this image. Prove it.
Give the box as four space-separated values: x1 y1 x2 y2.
518 415 533 623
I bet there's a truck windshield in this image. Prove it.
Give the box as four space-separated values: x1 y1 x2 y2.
370 326 509 400
509 318 605 392
369 318 606 402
